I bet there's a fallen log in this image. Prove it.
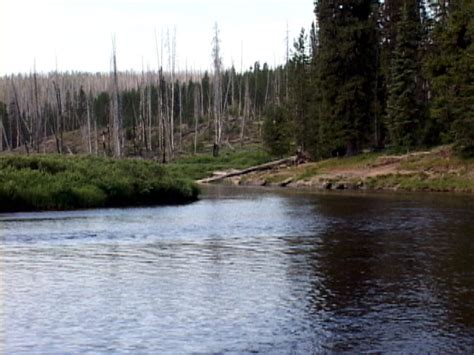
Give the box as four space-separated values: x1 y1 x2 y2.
197 156 297 184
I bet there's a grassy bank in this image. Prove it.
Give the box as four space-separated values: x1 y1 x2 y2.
0 155 199 212
231 146 474 193
167 147 274 181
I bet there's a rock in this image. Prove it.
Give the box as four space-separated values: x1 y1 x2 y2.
322 182 332 190
229 177 241 186
280 177 294 187
335 183 345 190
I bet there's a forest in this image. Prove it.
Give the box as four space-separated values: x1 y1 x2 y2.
0 0 472 162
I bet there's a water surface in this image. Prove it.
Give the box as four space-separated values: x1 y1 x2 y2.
1 186 473 353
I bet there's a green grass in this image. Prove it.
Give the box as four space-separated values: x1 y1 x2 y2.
399 155 474 173
0 155 199 212
366 173 474 192
316 153 381 172
167 147 274 180
296 153 381 181
293 147 474 192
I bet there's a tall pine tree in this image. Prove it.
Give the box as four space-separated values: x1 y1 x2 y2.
312 0 378 158
386 0 425 150
427 0 474 157
288 28 312 151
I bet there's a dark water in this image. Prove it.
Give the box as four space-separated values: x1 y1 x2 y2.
1 186 473 353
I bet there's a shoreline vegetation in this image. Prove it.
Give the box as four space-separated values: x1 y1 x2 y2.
0 155 199 212
0 144 472 213
198 145 474 194
0 147 272 213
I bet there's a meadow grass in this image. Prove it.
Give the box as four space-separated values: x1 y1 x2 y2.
0 155 199 212
296 153 381 181
365 173 474 192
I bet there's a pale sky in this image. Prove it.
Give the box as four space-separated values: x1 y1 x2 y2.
0 0 315 75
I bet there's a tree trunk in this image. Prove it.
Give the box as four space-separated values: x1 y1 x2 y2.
86 95 92 154
198 156 297 184
193 85 200 154
111 38 122 158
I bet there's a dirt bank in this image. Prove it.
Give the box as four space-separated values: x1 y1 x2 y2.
199 146 474 193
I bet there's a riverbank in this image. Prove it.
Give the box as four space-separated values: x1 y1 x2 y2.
200 146 474 193
167 147 273 181
0 155 199 212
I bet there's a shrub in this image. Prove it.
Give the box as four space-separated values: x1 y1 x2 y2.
0 155 199 212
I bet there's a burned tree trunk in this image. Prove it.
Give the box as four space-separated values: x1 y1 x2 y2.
212 23 223 154
52 81 64 154
11 79 30 155
111 38 123 157
193 84 200 154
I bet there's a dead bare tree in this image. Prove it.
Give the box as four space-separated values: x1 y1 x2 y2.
166 28 177 155
86 88 93 154
32 64 42 152
111 37 122 157
52 80 64 154
239 41 244 117
155 29 166 161
11 79 30 155
0 111 8 151
147 68 153 152
193 84 200 154
285 22 290 102
241 74 250 146
178 82 184 150
212 23 223 153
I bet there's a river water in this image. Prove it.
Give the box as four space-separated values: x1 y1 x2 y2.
1 186 473 353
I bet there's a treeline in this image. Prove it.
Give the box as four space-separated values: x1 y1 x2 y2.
0 27 291 161
264 0 473 158
1 2 472 161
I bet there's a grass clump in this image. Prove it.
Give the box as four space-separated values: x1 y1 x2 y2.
365 173 474 192
295 153 381 181
316 153 381 171
0 155 199 212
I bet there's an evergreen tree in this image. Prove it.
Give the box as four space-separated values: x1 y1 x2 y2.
386 0 425 150
313 0 378 158
77 86 88 126
93 92 110 127
201 72 211 116
288 28 312 151
427 0 474 157
262 105 292 157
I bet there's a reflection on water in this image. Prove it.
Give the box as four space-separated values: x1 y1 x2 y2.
1 186 473 353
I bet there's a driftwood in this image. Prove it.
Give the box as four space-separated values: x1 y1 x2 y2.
197 156 297 184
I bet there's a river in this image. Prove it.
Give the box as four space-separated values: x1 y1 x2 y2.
1 186 473 353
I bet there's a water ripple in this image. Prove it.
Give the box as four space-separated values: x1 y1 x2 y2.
1 186 473 353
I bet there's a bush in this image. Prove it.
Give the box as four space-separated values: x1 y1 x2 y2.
0 155 199 212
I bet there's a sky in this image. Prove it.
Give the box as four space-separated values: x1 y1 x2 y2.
0 0 315 75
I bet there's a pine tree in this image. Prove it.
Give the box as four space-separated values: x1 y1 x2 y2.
427 0 474 157
386 0 425 150
262 105 292 157
288 28 311 151
313 0 378 158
